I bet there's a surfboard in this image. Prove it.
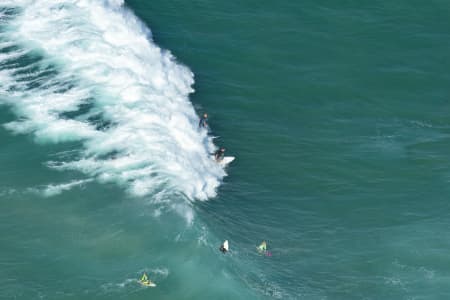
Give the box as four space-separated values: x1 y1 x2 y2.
212 156 235 167
139 280 156 287
223 240 229 251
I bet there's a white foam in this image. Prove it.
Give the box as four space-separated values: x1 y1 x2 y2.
149 267 169 277
0 0 227 201
171 203 195 225
41 179 93 197
25 179 92 197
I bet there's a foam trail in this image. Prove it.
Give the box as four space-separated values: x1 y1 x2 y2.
41 179 93 197
0 1 227 201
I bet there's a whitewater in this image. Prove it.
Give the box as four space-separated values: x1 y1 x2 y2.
0 0 226 202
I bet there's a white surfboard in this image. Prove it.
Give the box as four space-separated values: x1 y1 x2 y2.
139 280 156 287
219 156 235 167
223 240 229 251
211 156 235 167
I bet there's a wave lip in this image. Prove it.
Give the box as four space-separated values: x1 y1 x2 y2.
0 0 226 200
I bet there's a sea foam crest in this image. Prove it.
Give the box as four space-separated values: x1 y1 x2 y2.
0 0 225 200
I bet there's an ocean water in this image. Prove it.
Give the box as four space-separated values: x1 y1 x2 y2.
1 0 450 299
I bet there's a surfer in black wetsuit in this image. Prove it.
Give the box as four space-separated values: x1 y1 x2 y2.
219 240 228 253
219 244 227 253
214 148 225 162
199 113 208 129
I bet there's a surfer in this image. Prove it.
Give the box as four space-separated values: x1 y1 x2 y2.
199 113 208 129
257 241 272 256
214 148 225 162
139 273 155 286
219 240 229 253
257 241 267 253
140 273 149 284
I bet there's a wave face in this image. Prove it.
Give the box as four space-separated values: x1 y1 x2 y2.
0 0 225 200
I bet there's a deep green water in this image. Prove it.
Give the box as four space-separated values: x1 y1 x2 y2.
1 0 450 299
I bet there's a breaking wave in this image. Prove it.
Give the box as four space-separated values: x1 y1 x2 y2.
0 0 226 200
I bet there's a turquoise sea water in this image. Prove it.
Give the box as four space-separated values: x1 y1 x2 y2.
2 1 450 299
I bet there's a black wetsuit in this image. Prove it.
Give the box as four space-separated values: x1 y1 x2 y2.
215 150 225 161
199 117 208 128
